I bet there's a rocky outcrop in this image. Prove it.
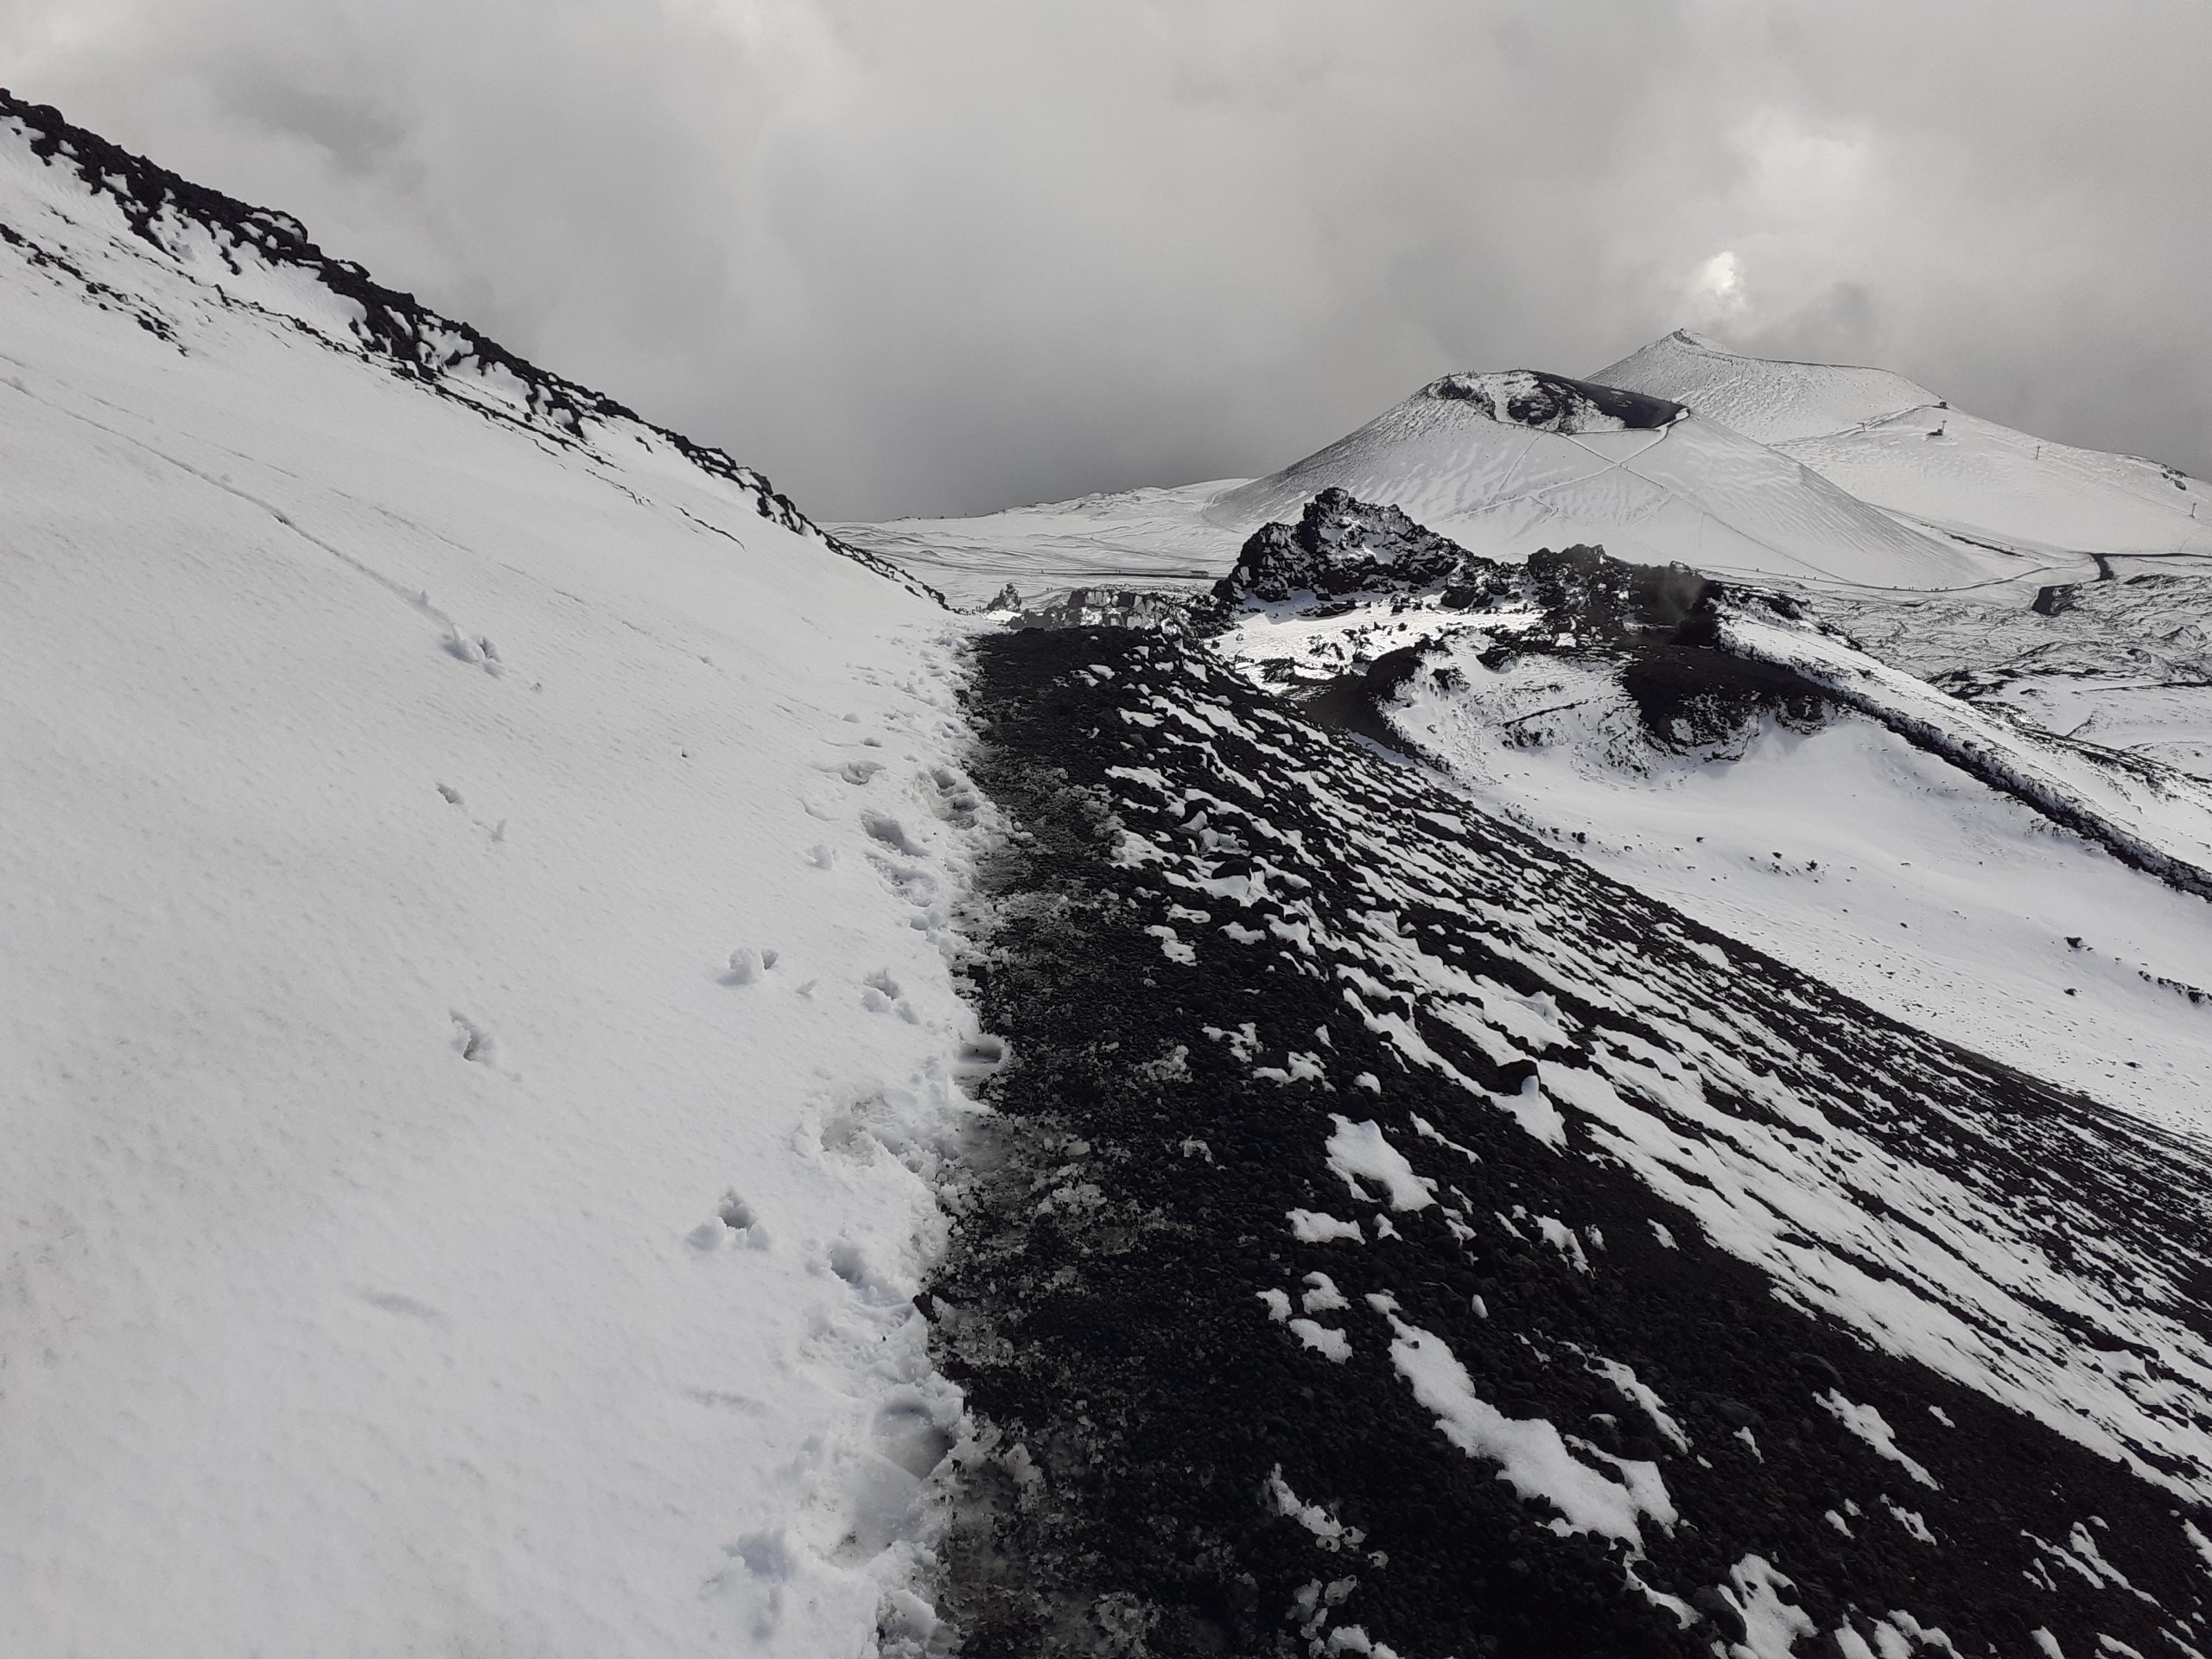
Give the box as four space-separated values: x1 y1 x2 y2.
1208 487 1490 607
1208 489 1829 755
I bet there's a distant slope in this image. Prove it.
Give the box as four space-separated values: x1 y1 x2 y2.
1808 572 2212 783
0 91 972 1658
1592 329 1943 445
860 338 2211 611
838 480 1238 608
1594 329 2212 567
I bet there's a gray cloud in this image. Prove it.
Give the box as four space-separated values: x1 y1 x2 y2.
5 0 2208 518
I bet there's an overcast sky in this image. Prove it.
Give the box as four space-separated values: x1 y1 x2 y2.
5 1 2208 520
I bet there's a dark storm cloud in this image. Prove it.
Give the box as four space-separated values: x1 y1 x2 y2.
6 1 2208 518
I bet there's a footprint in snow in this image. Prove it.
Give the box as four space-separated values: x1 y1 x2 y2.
860 810 925 857
722 947 779 986
449 1010 501 1067
360 1288 450 1326
433 786 505 843
874 1390 957 1480
826 1238 903 1305
861 969 918 1023
706 1532 792 1639
828 1238 871 1286
925 765 984 828
442 626 505 675
686 1190 769 1251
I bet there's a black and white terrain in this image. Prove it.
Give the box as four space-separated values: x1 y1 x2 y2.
8 91 2212 1659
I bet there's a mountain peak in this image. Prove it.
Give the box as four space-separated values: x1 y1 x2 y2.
1592 329 1943 447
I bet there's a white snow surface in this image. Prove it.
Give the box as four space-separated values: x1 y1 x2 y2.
1594 330 2212 567
1593 330 1944 448
1817 1392 1940 1491
1384 1313 1675 1547
1325 1115 1437 1211
1804 575 2212 785
0 112 988 1657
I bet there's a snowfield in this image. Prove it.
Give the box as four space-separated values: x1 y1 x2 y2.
1 95 982 1658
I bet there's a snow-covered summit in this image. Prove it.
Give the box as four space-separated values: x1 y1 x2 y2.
849 351 2026 608
1592 329 1943 446
1594 327 2212 564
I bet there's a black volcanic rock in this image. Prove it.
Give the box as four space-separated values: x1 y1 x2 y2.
1207 489 1709 643
1422 369 1688 433
934 620 2212 1659
2032 583 2080 617
1209 487 1498 607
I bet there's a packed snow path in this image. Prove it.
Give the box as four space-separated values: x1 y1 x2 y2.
931 621 2212 1659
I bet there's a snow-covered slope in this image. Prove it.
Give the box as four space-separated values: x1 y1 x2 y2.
1592 329 1944 446
1810 572 2212 781
1594 329 2212 568
0 92 979 1657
